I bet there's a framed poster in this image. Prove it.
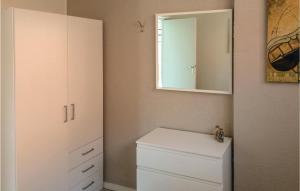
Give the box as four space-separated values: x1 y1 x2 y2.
267 0 299 83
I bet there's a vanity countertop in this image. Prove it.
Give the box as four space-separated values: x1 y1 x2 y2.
136 128 232 159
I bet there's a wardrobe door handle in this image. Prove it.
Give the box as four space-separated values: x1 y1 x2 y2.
81 164 95 173
81 181 95 190
64 105 68 123
71 104 75 120
81 148 95 156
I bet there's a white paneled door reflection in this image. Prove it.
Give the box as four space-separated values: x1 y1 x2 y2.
161 18 197 89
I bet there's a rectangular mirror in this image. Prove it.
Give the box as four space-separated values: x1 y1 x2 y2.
156 10 233 94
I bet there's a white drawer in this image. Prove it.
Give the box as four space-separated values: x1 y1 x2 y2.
137 168 222 191
92 187 102 191
69 154 103 188
70 172 103 191
69 138 103 169
137 146 223 183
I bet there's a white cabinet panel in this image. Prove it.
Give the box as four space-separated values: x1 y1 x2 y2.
13 8 68 191
70 172 103 191
92 187 103 191
69 154 103 188
69 138 103 169
67 16 103 151
136 127 231 158
137 168 222 191
137 146 223 183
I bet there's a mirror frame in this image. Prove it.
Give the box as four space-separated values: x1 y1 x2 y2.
155 9 233 95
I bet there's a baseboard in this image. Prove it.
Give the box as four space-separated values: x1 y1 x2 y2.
104 182 136 191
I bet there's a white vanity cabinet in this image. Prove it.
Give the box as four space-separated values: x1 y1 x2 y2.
2 8 103 191
136 128 232 191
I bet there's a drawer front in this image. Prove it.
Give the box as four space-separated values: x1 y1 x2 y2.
69 138 103 169
92 187 102 191
137 168 222 191
70 171 103 191
137 146 223 183
69 154 103 187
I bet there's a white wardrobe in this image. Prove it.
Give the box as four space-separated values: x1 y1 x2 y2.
2 8 103 191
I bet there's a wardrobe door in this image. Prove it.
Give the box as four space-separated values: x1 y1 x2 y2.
14 9 68 191
67 16 103 151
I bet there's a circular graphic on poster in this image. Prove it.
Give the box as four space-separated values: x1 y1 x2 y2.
267 0 299 82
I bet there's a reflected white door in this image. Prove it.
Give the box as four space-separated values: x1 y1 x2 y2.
161 18 197 89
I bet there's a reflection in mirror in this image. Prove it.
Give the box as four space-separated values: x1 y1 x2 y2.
156 10 233 94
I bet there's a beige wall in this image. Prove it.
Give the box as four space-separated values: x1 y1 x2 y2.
2 0 66 14
234 1 299 191
68 0 233 188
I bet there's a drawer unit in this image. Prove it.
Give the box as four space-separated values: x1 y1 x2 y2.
70 172 103 191
69 154 103 187
137 168 222 191
69 138 103 169
136 128 232 191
